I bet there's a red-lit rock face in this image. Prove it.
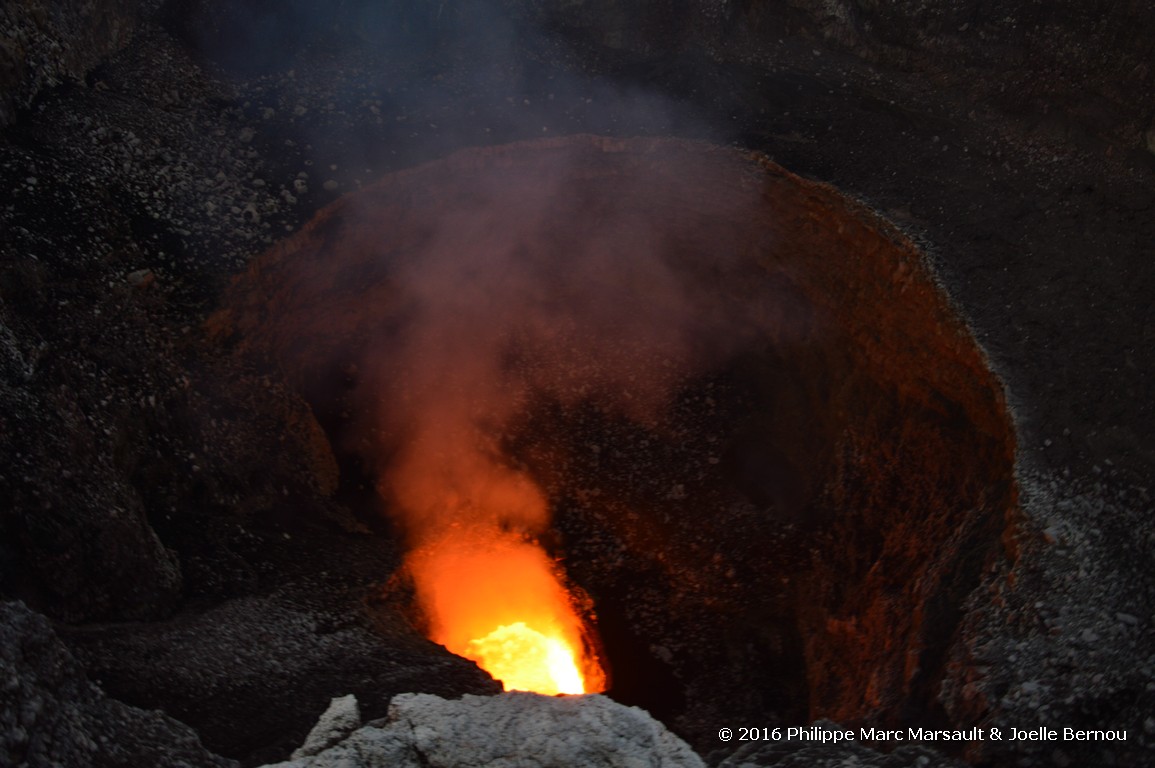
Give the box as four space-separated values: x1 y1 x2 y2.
212 134 1016 740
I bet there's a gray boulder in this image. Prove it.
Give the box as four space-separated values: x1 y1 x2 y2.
266 691 705 768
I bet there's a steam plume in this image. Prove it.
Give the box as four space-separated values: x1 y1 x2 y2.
362 149 768 554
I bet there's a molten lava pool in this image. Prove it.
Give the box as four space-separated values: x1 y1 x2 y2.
407 529 605 695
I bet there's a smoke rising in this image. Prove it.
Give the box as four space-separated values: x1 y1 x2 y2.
332 137 781 692
192 0 787 683
171 0 727 181
357 146 772 556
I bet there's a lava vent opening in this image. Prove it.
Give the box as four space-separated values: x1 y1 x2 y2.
211 134 1017 746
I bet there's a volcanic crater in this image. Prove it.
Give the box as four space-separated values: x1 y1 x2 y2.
210 134 1017 746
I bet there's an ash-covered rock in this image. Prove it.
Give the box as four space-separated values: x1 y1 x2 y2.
265 691 707 768
291 694 360 759
0 600 233 768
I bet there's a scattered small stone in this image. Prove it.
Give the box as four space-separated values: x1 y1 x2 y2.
127 269 154 288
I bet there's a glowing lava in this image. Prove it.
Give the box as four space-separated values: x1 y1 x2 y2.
467 622 584 695
406 528 605 695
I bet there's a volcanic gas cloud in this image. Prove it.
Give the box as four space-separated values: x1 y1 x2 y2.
349 141 774 694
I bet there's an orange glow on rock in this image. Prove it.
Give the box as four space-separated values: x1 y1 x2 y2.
406 528 605 695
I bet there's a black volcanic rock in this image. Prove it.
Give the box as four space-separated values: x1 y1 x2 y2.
62 589 502 764
0 0 152 126
0 600 234 768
